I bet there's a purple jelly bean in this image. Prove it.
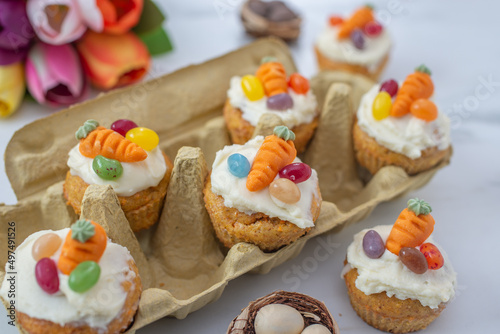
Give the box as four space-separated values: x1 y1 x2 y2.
362 230 385 259
267 93 294 110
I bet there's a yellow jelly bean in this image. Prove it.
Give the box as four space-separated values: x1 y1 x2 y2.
241 75 264 101
372 91 392 120
126 127 159 151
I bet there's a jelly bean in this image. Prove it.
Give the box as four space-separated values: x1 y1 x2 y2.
410 99 438 122
241 75 265 101
279 163 312 183
419 243 444 270
328 15 344 26
267 93 294 110
350 28 365 50
126 127 159 151
269 178 301 204
301 324 332 334
68 261 101 293
379 79 398 97
288 73 310 95
32 233 62 261
364 21 383 37
362 230 385 259
227 153 250 178
372 91 392 121
92 155 123 180
35 258 59 294
399 247 428 274
110 119 138 137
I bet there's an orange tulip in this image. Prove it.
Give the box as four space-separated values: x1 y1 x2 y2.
76 30 150 89
96 0 143 34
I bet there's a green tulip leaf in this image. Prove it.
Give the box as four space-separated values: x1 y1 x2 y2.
133 0 166 34
138 27 173 55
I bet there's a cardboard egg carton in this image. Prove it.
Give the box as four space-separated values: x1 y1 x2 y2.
0 38 451 333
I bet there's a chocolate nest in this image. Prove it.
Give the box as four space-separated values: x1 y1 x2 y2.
240 0 301 41
227 290 339 333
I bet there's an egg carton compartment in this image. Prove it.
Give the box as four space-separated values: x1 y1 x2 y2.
0 38 451 333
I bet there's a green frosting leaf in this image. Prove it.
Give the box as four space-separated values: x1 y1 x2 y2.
407 198 432 216
415 64 432 76
75 120 99 140
273 125 296 141
365 3 375 10
261 56 278 64
71 219 95 243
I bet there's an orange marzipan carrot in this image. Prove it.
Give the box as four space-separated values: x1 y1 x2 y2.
79 126 147 162
337 6 374 39
256 62 288 97
391 66 434 117
57 221 107 275
246 135 296 192
386 208 435 255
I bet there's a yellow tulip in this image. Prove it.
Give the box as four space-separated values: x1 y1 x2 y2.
0 62 25 118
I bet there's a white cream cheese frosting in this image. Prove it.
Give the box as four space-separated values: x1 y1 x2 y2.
227 76 318 128
315 25 391 67
345 225 457 309
357 84 451 159
0 228 135 330
210 136 320 229
67 144 167 197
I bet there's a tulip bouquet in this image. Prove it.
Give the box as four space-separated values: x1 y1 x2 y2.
0 0 171 117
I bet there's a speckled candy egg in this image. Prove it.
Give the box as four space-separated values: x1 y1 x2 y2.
301 324 331 334
254 304 304 334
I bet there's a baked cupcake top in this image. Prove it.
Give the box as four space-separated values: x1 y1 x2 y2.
343 199 457 309
0 220 138 330
357 65 451 159
315 5 391 66
227 57 318 128
211 126 320 229
67 119 167 196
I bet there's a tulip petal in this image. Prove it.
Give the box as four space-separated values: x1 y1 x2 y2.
76 0 104 32
43 43 83 96
0 0 34 50
77 31 150 89
0 46 29 66
27 0 87 45
0 62 25 117
26 42 87 106
97 0 143 34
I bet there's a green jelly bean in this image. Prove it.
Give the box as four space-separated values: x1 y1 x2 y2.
68 261 101 293
92 155 123 180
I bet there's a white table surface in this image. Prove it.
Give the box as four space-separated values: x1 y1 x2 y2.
1 0 499 333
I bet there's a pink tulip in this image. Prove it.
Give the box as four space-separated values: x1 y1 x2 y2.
27 0 103 45
26 42 89 106
77 30 150 89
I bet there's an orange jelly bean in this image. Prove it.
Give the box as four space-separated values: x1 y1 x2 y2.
410 99 438 122
32 233 62 261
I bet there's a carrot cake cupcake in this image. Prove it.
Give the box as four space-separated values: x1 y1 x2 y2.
353 65 451 175
64 119 173 232
315 5 391 80
224 57 318 153
342 198 457 333
227 290 339 334
0 219 142 334
204 126 321 252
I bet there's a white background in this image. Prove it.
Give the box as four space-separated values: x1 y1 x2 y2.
1 0 500 333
